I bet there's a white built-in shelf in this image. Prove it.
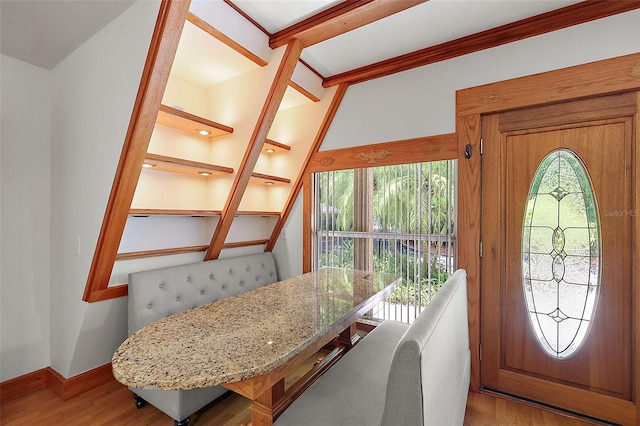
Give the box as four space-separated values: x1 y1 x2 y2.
156 104 233 139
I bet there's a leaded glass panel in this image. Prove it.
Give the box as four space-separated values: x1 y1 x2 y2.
522 149 601 359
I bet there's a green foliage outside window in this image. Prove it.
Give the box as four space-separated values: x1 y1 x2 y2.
316 161 456 307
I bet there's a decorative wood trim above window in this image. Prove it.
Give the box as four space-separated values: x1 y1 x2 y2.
306 133 457 173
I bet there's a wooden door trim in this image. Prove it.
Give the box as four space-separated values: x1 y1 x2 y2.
455 52 640 405
500 369 636 426
635 90 640 425
457 53 640 117
498 92 638 132
456 113 482 392
478 114 501 388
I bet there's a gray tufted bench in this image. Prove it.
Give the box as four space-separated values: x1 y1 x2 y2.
275 269 470 426
126 252 278 426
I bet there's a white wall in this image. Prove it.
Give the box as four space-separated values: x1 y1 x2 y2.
323 10 640 150
272 193 304 279
49 0 160 377
274 10 640 279
1 5 638 382
0 55 52 381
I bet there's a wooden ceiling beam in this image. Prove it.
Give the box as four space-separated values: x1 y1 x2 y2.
269 0 427 49
323 0 640 87
205 39 304 260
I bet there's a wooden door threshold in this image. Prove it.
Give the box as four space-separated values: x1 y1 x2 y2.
477 388 614 425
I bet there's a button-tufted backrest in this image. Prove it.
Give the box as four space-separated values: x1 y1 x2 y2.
127 252 278 335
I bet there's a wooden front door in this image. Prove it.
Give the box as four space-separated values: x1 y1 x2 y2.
480 93 637 425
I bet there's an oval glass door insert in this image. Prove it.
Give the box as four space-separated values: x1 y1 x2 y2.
522 149 601 359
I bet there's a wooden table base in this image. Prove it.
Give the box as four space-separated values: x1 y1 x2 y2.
228 323 361 426
250 379 287 426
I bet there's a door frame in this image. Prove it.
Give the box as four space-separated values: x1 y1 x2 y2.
455 52 640 417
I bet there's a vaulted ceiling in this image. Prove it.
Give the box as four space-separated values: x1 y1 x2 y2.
3 0 638 303
3 0 634 79
233 0 583 77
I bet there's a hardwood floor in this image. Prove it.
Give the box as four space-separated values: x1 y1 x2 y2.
1 379 606 426
463 392 607 426
0 341 604 426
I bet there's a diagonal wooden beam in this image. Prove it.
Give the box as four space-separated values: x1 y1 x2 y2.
83 0 190 302
270 0 427 49
265 83 349 253
323 0 640 87
205 39 304 260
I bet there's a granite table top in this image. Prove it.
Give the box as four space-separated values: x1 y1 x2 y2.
112 268 399 391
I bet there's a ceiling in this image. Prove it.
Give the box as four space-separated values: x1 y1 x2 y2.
1 0 592 75
0 0 135 70
233 0 583 77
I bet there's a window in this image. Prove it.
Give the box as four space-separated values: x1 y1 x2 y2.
522 149 601 359
313 161 457 323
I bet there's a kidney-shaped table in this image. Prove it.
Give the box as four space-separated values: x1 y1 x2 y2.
112 268 399 425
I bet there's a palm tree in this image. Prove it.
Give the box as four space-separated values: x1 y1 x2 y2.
315 161 456 304
372 162 455 300
317 169 354 232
